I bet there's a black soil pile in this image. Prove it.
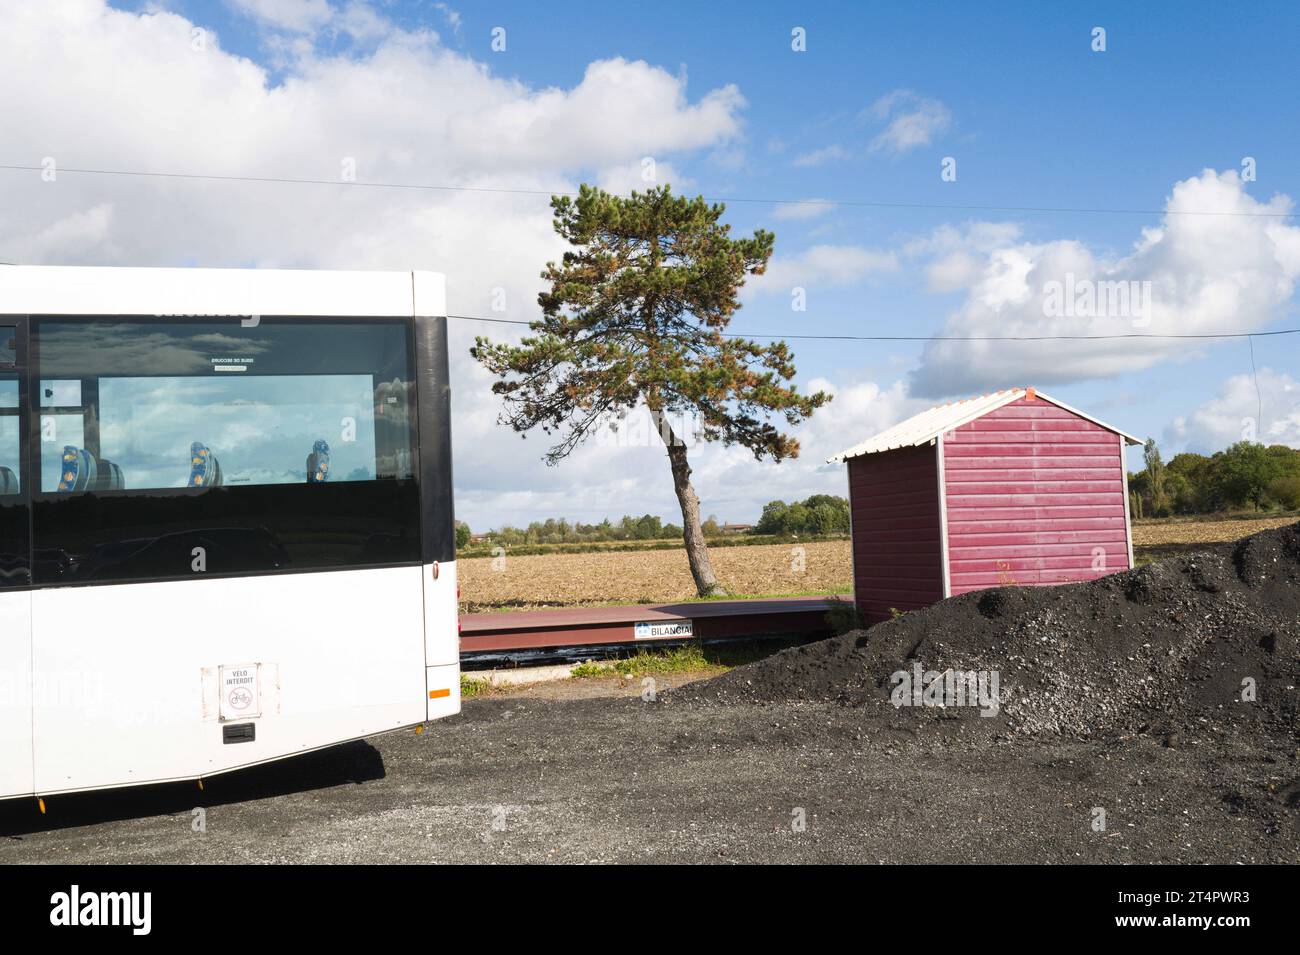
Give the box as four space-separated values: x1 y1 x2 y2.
688 523 1300 745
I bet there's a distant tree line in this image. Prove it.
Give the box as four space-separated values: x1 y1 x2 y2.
462 514 684 547
457 494 855 549
1131 439 1300 518
753 494 852 536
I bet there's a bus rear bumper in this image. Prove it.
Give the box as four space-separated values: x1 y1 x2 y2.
425 662 461 721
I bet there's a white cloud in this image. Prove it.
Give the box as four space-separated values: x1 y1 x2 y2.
229 0 336 34
745 244 898 298
23 204 116 261
771 199 835 221
1168 368 1300 451
791 144 849 167
909 170 1300 398
433 3 462 35
867 89 951 156
595 158 692 196
903 221 1023 293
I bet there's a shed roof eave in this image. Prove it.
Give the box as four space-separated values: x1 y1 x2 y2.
828 387 1142 463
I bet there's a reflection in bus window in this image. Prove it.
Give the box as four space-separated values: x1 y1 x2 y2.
94 375 378 489
39 415 85 493
0 416 18 495
40 379 82 408
33 319 415 497
1 328 18 495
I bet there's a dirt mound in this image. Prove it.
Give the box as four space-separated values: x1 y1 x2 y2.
687 523 1300 744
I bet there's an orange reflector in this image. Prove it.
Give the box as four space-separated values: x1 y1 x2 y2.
429 688 451 699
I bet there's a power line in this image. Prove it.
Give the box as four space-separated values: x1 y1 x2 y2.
449 314 1300 342
1248 334 1263 429
1 162 1294 219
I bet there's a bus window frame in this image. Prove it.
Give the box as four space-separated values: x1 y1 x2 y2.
0 317 32 588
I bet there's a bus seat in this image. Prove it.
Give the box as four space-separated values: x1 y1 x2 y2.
188 441 223 488
57 446 125 492
0 465 16 495
306 439 331 483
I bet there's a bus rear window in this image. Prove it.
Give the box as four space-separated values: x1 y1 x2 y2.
29 316 423 583
33 318 415 496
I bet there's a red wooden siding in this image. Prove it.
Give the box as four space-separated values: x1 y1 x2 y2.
848 444 943 622
942 397 1131 595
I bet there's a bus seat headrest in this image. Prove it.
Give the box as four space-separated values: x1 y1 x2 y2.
306 439 331 483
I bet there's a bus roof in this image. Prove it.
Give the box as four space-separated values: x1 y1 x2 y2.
0 266 446 318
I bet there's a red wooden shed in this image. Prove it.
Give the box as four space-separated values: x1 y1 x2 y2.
829 387 1141 622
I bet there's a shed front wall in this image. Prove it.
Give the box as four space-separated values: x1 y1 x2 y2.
848 444 943 622
942 396 1131 595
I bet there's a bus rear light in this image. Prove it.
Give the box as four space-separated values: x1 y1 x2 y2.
429 688 450 699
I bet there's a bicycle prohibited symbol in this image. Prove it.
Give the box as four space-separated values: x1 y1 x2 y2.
228 686 254 710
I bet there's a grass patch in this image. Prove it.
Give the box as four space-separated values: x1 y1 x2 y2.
570 636 807 680
459 673 494 698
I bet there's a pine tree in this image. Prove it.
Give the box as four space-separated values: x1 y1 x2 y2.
472 185 829 596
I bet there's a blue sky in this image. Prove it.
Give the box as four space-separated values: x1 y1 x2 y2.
6 1 1300 526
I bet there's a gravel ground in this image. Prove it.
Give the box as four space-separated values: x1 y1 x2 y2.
0 693 1294 864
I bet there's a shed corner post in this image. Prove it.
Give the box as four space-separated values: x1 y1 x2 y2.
845 456 859 617
936 434 951 599
1120 434 1135 571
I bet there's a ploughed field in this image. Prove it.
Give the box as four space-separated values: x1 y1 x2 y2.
1133 515 1300 552
458 515 1296 613
457 539 851 613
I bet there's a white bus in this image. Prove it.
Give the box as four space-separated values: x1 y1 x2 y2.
0 267 460 801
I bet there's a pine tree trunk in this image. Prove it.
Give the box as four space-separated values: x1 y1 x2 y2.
653 411 724 597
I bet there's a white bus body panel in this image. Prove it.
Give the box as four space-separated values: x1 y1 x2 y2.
31 566 428 794
424 559 460 721
0 591 34 798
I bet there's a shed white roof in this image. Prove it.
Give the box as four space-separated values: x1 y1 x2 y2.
828 387 1142 463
